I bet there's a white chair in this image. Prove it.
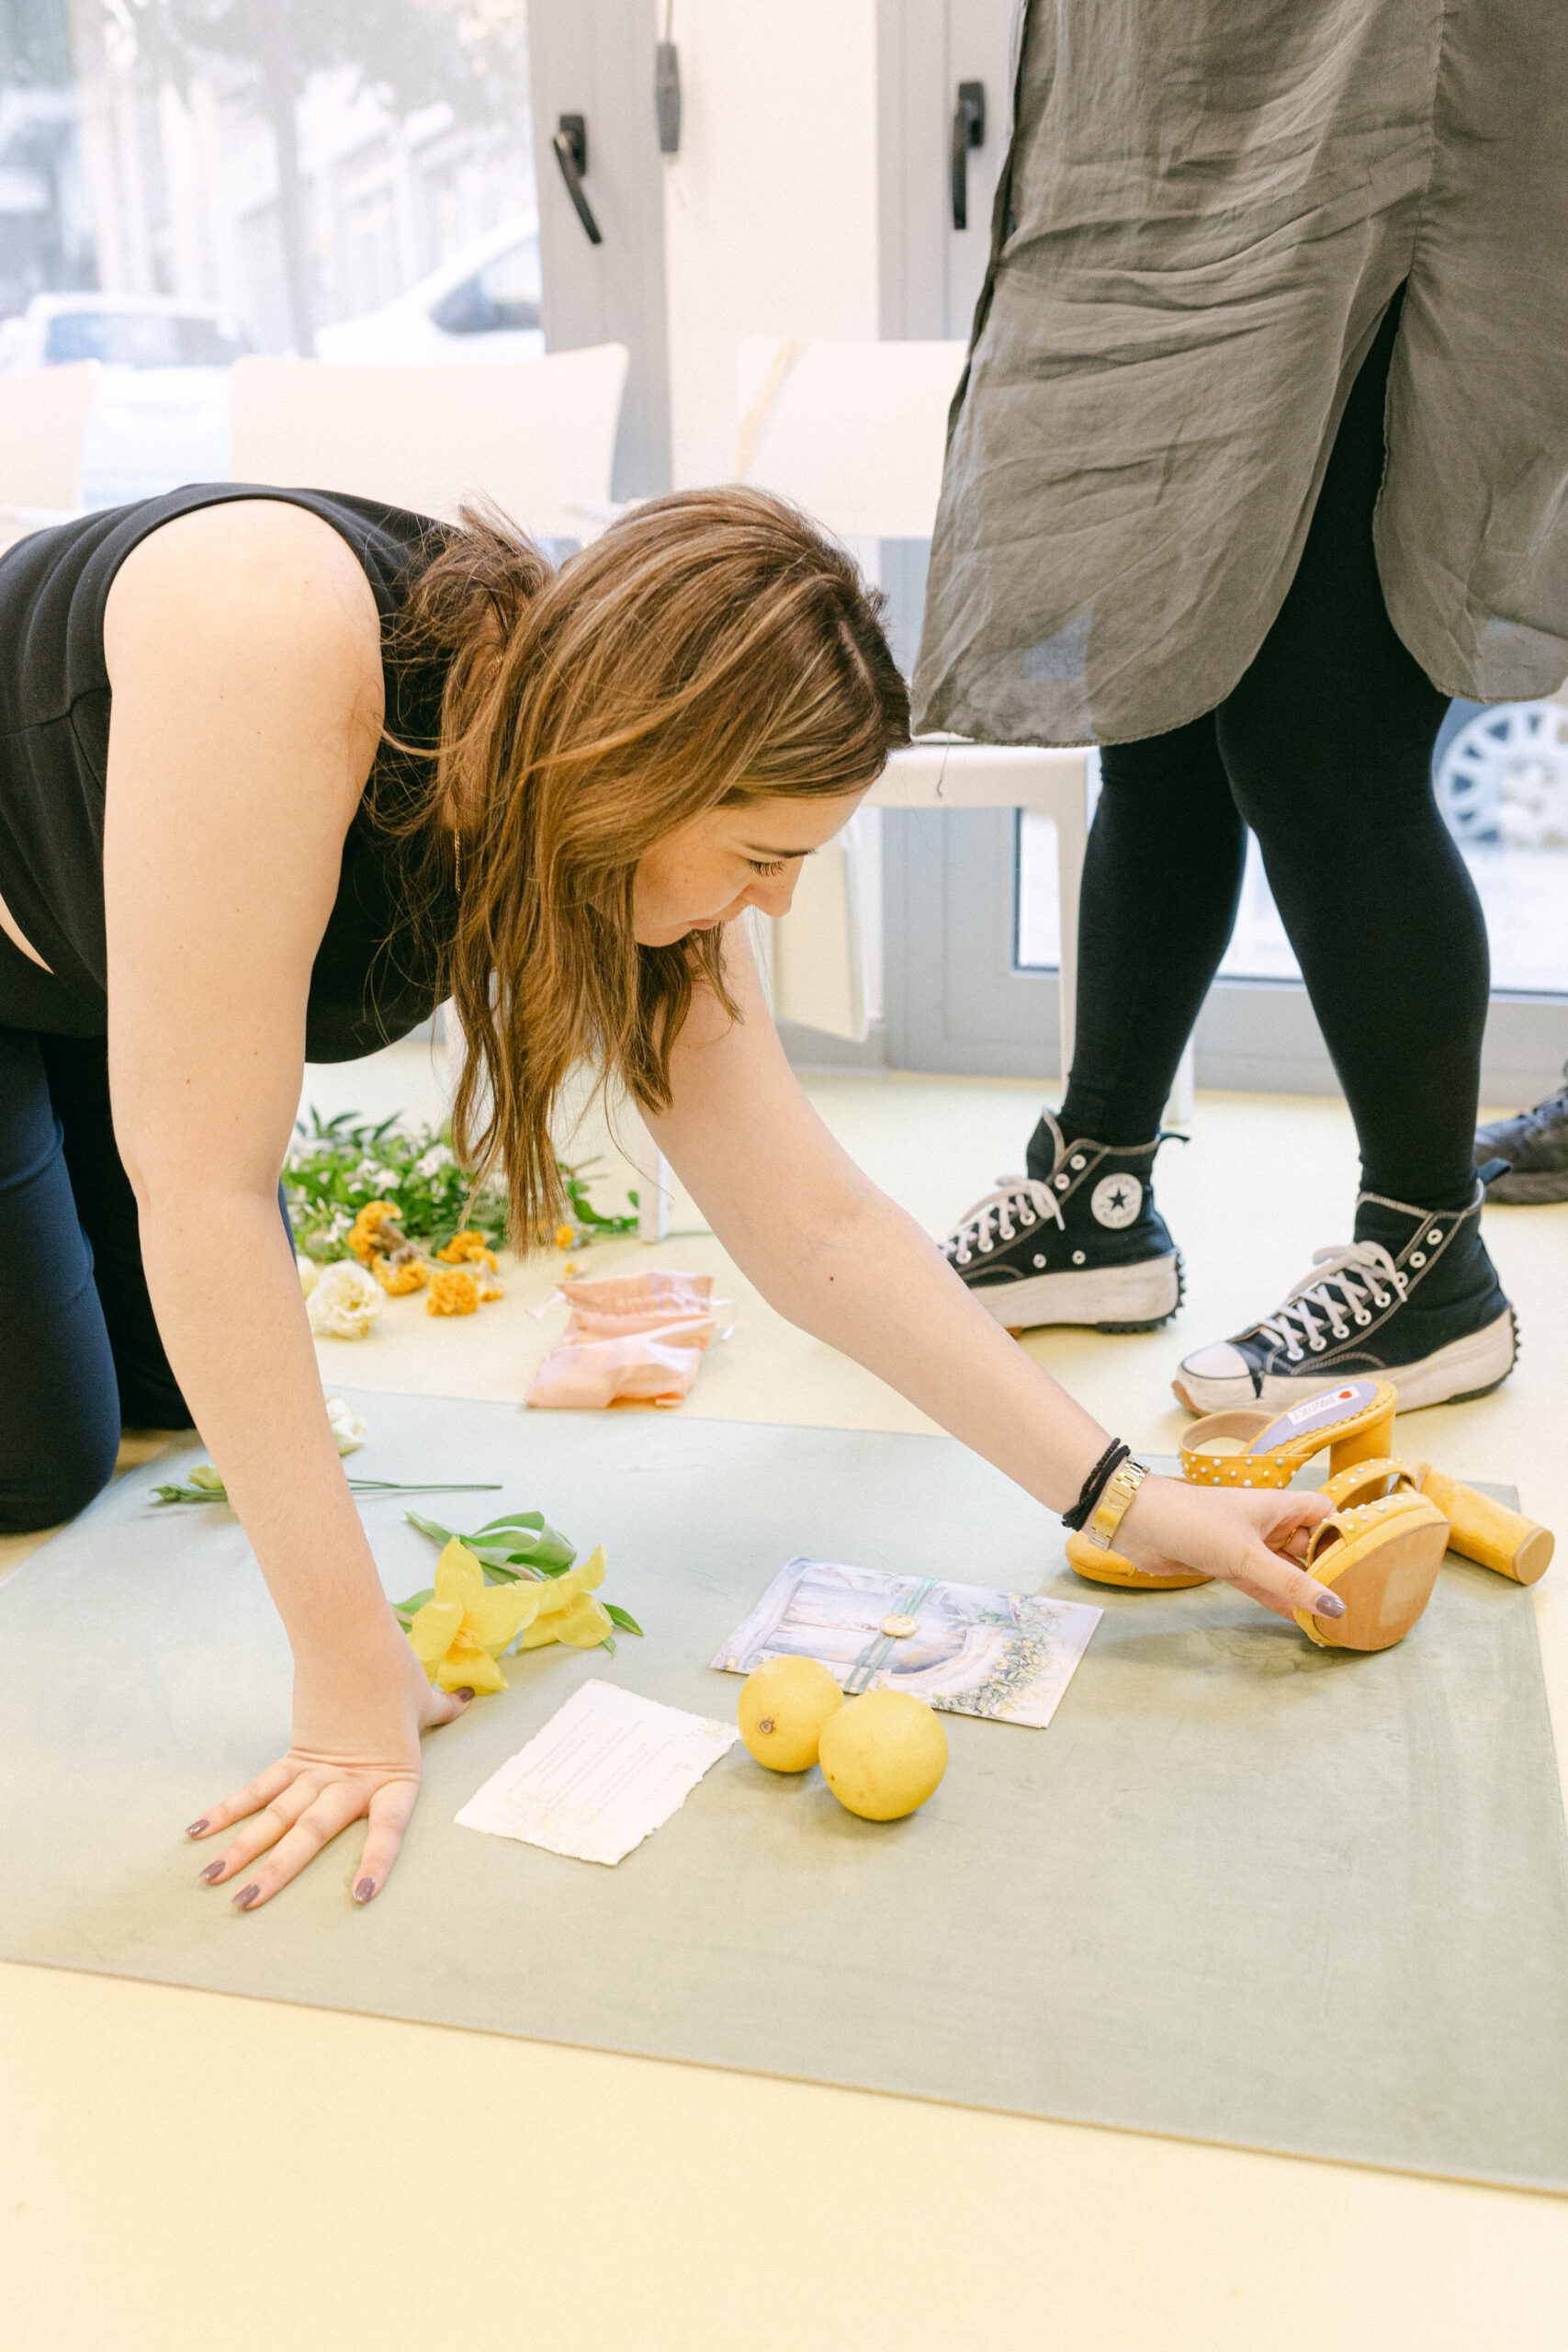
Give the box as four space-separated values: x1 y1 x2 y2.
230 345 628 541
0 360 97 541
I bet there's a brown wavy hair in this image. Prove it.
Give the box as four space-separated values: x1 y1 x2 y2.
389 486 910 1242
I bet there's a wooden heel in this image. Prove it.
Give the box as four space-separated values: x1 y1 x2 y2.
1415 1464 1554 1586
1327 1398 1396 1474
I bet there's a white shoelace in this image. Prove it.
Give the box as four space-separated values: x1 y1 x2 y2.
1256 1239 1408 1362
942 1175 1066 1267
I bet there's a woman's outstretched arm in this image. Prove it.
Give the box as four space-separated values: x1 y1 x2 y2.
102 500 469 1911
649 923 1337 1618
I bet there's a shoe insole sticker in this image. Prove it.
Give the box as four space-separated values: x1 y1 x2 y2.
1249 1379 1381 1453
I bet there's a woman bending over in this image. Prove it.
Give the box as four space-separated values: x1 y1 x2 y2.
0 484 1337 1905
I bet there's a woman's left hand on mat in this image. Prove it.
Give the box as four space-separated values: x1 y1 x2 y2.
1113 1475 1338 1621
186 1624 470 1909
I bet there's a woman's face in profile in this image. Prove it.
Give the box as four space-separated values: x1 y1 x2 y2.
631 791 867 946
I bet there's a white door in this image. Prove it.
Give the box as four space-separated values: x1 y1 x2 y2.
944 0 1017 339
526 0 672 501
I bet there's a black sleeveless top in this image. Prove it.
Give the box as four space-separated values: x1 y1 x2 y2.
0 482 457 1060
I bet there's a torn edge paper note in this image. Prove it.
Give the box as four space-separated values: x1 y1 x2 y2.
455 1678 741 1865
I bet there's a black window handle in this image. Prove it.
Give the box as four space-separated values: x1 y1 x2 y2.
951 81 986 231
552 114 604 246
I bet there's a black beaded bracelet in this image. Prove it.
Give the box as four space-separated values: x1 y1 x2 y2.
1061 1439 1131 1532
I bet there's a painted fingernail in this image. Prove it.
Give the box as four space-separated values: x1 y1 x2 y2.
186 1819 209 1837
231 1883 262 1910
1314 1591 1347 1620
456 1687 475 1701
200 1860 225 1883
354 1876 378 1904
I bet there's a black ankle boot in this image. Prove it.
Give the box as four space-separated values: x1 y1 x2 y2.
941 1113 1182 1333
1175 1180 1517 1411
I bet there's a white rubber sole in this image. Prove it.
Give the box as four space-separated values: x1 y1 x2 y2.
969 1252 1182 1334
1172 1306 1518 1415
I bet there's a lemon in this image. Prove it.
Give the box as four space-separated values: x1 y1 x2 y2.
739 1656 844 1772
818 1689 947 1820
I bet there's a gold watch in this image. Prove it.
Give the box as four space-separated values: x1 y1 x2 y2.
1081 1457 1148 1551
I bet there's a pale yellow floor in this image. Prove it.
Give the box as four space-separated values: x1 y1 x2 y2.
5 1048 1568 2349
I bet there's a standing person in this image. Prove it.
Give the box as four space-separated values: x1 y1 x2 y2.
0 483 1342 1910
918 2 1566 1413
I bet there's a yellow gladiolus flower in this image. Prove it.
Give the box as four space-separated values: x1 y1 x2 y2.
515 1545 612 1650
405 1537 542 1694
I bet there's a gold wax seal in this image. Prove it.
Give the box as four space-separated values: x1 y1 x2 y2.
880 1612 919 1639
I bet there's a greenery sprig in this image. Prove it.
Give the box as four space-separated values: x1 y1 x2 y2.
284 1109 638 1262
152 1466 502 1507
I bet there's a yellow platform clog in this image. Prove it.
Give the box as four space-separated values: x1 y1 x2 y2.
1063 1528 1212 1591
1293 1487 1450 1651
1179 1377 1398 1491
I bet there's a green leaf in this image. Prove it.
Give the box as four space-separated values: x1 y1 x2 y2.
603 1603 645 1636
391 1587 434 1617
600 1633 617 1657
468 1515 576 1572
405 1510 456 1547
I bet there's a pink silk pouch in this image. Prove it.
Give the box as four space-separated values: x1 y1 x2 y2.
525 1271 721 1409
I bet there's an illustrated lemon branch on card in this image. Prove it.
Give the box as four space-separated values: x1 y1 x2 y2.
394 1508 644 1687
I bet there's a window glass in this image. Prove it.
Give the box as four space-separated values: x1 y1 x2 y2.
429 241 541 334
1016 701 1568 996
42 309 251 367
0 1 535 503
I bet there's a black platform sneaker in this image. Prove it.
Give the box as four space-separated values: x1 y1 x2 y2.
1475 1064 1568 1202
941 1114 1183 1332
1173 1180 1517 1413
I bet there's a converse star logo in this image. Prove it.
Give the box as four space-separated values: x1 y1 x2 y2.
1090 1172 1142 1229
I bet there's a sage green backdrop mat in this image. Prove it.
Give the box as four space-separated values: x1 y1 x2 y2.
4 1393 1567 2192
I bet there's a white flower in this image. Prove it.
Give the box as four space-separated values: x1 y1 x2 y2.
297 1254 320 1297
307 1261 384 1340
324 1395 367 1455
415 1145 453 1178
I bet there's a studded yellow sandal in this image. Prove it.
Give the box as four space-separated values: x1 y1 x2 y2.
1296 1453 1554 1588
1292 1458 1450 1651
1067 1376 1402 1593
1179 1377 1398 1490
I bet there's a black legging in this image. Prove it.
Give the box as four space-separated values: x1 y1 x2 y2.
0 1027 196 1532
1056 291 1487 1213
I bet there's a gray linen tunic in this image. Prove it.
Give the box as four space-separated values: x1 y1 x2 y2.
915 0 1568 747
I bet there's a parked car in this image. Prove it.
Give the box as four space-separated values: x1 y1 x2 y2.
0 291 251 507
315 221 544 366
